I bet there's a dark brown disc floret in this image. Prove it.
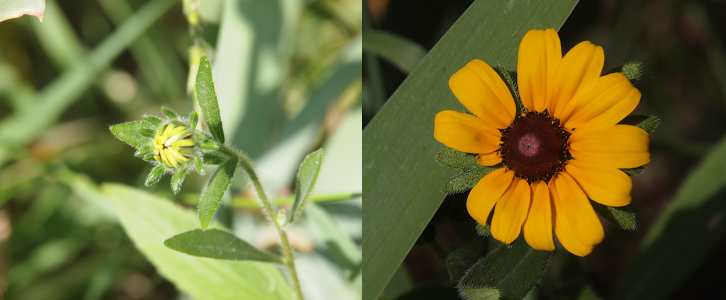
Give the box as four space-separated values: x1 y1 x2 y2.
500 111 570 183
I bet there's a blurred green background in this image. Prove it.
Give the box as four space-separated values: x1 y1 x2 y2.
364 0 726 299
0 0 361 299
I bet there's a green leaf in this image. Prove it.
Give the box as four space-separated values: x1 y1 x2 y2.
134 145 153 157
171 166 188 194
138 128 156 138
194 156 205 175
621 166 645 176
110 121 153 149
0 0 45 23
590 201 637 230
104 184 292 299
362 1 579 298
195 55 225 144
143 115 164 126
443 167 497 194
436 148 482 170
286 149 323 225
475 222 490 237
606 61 643 83
198 157 237 229
161 107 178 120
619 115 659 133
145 164 166 186
362 29 426 74
493 66 523 115
164 229 282 263
189 111 199 129
202 152 226 165
462 288 501 300
458 239 550 300
612 135 726 300
200 140 217 150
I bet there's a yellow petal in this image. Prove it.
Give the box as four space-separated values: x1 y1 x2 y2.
569 124 650 169
564 160 632 207
491 177 531 244
476 151 502 166
517 29 562 112
550 173 604 257
466 168 514 226
434 110 502 154
548 41 604 119
523 181 555 251
560 73 640 130
172 139 196 147
449 59 516 128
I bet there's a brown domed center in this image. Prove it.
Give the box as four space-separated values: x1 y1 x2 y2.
500 111 570 183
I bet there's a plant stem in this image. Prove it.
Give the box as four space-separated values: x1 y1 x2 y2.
218 144 305 300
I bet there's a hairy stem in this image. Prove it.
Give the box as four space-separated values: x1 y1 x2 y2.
218 144 304 300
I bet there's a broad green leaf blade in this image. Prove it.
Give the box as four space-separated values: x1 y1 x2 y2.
436 148 482 170
0 0 45 22
198 157 237 229
362 1 579 299
164 229 282 263
362 30 426 74
104 184 292 300
458 239 550 300
612 135 726 300
619 115 659 133
590 201 637 230
196 55 225 143
287 149 323 225
110 121 153 149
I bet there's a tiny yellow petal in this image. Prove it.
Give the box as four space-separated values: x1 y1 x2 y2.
476 151 502 166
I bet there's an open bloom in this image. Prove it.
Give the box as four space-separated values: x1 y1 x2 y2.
434 29 649 256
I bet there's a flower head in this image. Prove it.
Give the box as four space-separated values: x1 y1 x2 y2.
153 123 195 168
434 29 650 256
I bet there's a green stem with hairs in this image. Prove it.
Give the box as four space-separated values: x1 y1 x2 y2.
218 144 304 300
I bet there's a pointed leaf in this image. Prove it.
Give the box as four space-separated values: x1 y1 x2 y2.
161 107 178 120
110 121 153 149
145 164 166 186
193 156 205 175
164 229 283 263
202 152 226 165
198 157 237 229
134 146 153 157
138 128 156 138
619 115 659 133
475 222 490 237
621 166 645 177
200 140 217 150
458 239 550 300
195 55 225 143
493 66 523 115
590 201 637 230
189 111 199 129
143 115 164 126
286 149 323 224
436 148 482 170
171 166 188 194
443 167 498 194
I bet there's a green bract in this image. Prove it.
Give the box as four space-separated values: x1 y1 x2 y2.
110 107 221 194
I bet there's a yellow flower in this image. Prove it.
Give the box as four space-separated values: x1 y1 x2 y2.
434 29 649 256
153 124 196 168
